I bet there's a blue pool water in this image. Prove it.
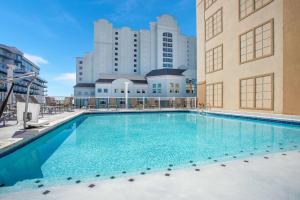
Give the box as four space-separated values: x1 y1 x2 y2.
1 112 300 192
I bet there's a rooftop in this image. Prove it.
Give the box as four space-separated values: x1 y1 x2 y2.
146 69 186 77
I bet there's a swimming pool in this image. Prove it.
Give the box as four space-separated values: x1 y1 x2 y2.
1 111 300 192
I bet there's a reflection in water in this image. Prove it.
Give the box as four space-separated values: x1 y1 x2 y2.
0 116 86 186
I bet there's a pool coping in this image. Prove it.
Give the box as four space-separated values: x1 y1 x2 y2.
0 109 299 158
204 110 300 125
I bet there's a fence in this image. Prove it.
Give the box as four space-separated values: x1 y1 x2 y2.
73 97 197 110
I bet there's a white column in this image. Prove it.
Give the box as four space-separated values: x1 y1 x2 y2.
124 82 129 109
7 64 15 105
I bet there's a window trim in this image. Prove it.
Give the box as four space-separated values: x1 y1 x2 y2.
239 73 274 110
205 7 223 41
205 44 223 74
239 19 274 65
239 0 274 21
206 81 223 108
205 0 217 10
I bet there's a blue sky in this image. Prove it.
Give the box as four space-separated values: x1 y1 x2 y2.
0 0 196 96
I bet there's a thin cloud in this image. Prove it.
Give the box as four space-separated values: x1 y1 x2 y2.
24 53 49 66
55 73 76 82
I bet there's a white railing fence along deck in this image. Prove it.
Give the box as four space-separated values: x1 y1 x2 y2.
73 97 197 110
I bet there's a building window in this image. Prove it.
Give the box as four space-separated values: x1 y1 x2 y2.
115 32 118 35
134 64 137 67
79 61 83 64
134 39 137 42
175 83 180 93
115 58 118 61
79 66 83 70
163 63 173 68
134 44 137 47
134 49 137 52
157 83 162 93
205 8 222 41
115 47 118 50
114 68 118 71
121 89 124 93
104 89 108 93
134 69 137 72
206 44 223 73
79 78 82 81
162 32 173 68
239 0 273 20
134 54 137 57
114 89 118 93
115 63 118 66
169 83 174 93
79 72 83 75
134 59 137 62
134 33 137 37
186 79 196 94
240 19 273 64
115 53 118 56
152 84 157 93
240 73 273 110
205 0 217 10
137 89 140 94
142 90 146 94
115 37 118 40
98 88 102 93
115 42 118 45
206 82 223 108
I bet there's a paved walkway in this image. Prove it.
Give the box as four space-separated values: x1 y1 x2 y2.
1 150 299 200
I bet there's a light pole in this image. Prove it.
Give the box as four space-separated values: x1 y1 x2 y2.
124 82 129 109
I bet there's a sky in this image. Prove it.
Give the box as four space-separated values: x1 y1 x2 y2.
0 0 196 96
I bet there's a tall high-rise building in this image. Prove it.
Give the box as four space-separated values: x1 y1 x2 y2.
0 44 47 102
196 0 300 115
74 15 197 98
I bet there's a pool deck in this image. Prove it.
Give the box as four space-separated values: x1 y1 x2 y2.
0 109 300 199
1 150 299 200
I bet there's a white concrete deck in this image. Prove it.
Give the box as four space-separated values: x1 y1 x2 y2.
1 150 299 200
207 109 300 122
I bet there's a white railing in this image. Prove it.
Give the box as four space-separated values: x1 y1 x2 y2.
73 96 198 110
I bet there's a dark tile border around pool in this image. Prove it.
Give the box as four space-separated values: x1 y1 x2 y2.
1 110 300 159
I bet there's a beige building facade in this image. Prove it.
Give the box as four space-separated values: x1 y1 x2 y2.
196 0 300 115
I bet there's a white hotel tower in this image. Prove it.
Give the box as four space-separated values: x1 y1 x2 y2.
74 15 196 98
